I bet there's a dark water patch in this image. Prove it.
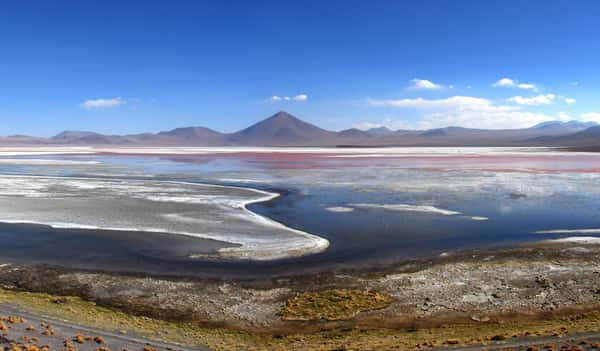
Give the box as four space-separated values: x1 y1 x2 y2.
0 222 240 273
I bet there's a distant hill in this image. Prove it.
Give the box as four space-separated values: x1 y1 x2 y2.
575 125 600 137
52 131 103 142
527 125 600 146
528 120 598 134
420 128 449 137
157 126 222 139
337 128 373 139
155 127 225 145
366 126 395 136
226 111 336 146
0 135 49 145
2 112 599 147
52 130 132 145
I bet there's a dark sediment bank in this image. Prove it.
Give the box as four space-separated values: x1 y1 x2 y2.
2 241 600 333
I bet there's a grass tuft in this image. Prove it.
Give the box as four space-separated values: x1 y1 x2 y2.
280 289 393 321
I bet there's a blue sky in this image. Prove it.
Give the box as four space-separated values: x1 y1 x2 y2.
1 0 599 136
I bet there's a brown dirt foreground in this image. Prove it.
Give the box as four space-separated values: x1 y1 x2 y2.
2 241 600 350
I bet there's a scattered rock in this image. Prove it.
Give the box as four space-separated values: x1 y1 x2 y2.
536 276 552 288
7 316 25 324
471 315 491 322
93 336 105 344
52 298 69 305
73 334 86 344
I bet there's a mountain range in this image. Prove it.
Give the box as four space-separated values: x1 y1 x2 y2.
1 111 599 147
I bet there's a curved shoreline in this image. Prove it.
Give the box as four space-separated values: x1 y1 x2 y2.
218 185 330 260
152 178 331 260
0 174 330 261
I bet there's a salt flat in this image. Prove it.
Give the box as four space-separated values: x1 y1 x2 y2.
0 175 328 261
0 145 576 156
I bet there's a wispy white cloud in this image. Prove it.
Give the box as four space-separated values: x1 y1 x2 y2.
556 112 575 121
581 112 600 123
507 94 556 106
292 94 308 101
516 83 537 90
365 95 558 129
409 79 443 90
362 76 582 130
81 97 126 110
269 94 308 102
367 96 495 109
492 78 539 91
493 78 516 87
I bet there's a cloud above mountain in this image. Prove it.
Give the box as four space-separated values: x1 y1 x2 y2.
269 94 308 102
565 98 577 104
81 97 126 110
362 74 583 130
409 79 444 90
493 78 539 91
366 95 557 129
507 94 556 106
367 96 491 109
581 112 600 123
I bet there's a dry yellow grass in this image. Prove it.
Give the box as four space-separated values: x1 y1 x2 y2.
280 289 393 321
3 287 600 351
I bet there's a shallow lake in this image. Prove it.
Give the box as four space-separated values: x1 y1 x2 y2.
1 147 600 278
